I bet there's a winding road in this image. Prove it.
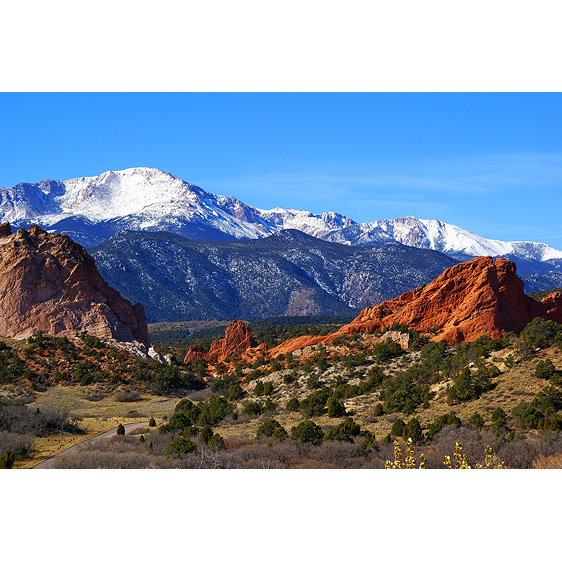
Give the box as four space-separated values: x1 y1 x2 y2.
31 421 150 469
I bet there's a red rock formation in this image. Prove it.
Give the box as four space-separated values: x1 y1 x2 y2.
268 256 562 355
183 344 207 363
0 222 150 347
184 320 258 365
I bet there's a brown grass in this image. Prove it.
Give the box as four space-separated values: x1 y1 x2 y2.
12 385 176 468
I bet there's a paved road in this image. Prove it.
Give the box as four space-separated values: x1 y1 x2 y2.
31 421 150 469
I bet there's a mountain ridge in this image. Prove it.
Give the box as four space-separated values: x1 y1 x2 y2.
2 167 561 279
89 229 458 323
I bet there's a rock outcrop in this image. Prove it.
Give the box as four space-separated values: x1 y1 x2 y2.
184 320 258 365
0 223 150 348
268 256 562 356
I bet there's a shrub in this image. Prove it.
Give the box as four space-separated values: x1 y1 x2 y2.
115 389 141 402
199 426 214 444
116 423 125 435
467 412 485 430
256 418 286 439
253 381 264 396
519 406 544 429
0 450 14 469
272 426 288 439
283 371 299 385
165 437 197 458
242 401 263 416
208 433 226 451
359 431 379 454
326 396 346 418
263 381 274 396
291 421 324 445
263 398 276 412
285 398 300 412
306 374 320 390
227 384 244 402
323 417 361 443
402 399 416 415
159 412 192 433
535 359 556 380
520 317 562 349
537 416 562 431
373 403 384 417
491 407 508 430
390 419 406 437
427 414 461 440
148 418 156 427
299 388 332 417
402 418 423 443
182 425 199 438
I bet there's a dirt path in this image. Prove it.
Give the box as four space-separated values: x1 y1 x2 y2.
31 421 150 469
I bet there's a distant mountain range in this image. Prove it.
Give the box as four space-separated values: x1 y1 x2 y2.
89 229 458 323
2 166 560 292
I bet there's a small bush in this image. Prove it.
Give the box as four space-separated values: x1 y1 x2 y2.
199 426 214 444
242 401 263 416
326 396 346 418
390 419 406 437
208 433 226 451
402 418 423 443
535 359 556 380
373 404 384 417
0 450 15 469
256 418 286 439
227 384 244 402
165 437 197 458
286 398 300 412
115 389 141 402
467 412 485 430
291 421 324 445
116 423 125 435
148 418 156 427
253 381 264 396
427 414 461 440
324 417 361 443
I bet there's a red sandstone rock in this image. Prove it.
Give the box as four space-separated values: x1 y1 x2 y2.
183 344 207 363
269 256 562 355
186 320 258 365
0 223 150 347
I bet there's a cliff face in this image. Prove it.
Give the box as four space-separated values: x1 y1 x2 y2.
0 223 150 347
184 320 258 365
268 256 562 357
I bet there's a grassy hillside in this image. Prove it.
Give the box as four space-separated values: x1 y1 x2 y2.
4 317 562 468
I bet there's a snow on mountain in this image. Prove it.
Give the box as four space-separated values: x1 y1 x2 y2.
256 207 356 238
1 167 561 275
322 216 562 266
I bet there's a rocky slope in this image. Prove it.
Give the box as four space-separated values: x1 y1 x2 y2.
265 256 562 357
89 229 458 322
0 222 150 351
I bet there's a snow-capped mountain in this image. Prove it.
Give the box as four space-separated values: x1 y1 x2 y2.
320 216 562 274
2 167 355 246
2 167 561 277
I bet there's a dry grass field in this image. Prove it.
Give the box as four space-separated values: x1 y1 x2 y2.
9 385 176 468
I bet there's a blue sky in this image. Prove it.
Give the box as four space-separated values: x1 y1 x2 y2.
1 92 561 248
